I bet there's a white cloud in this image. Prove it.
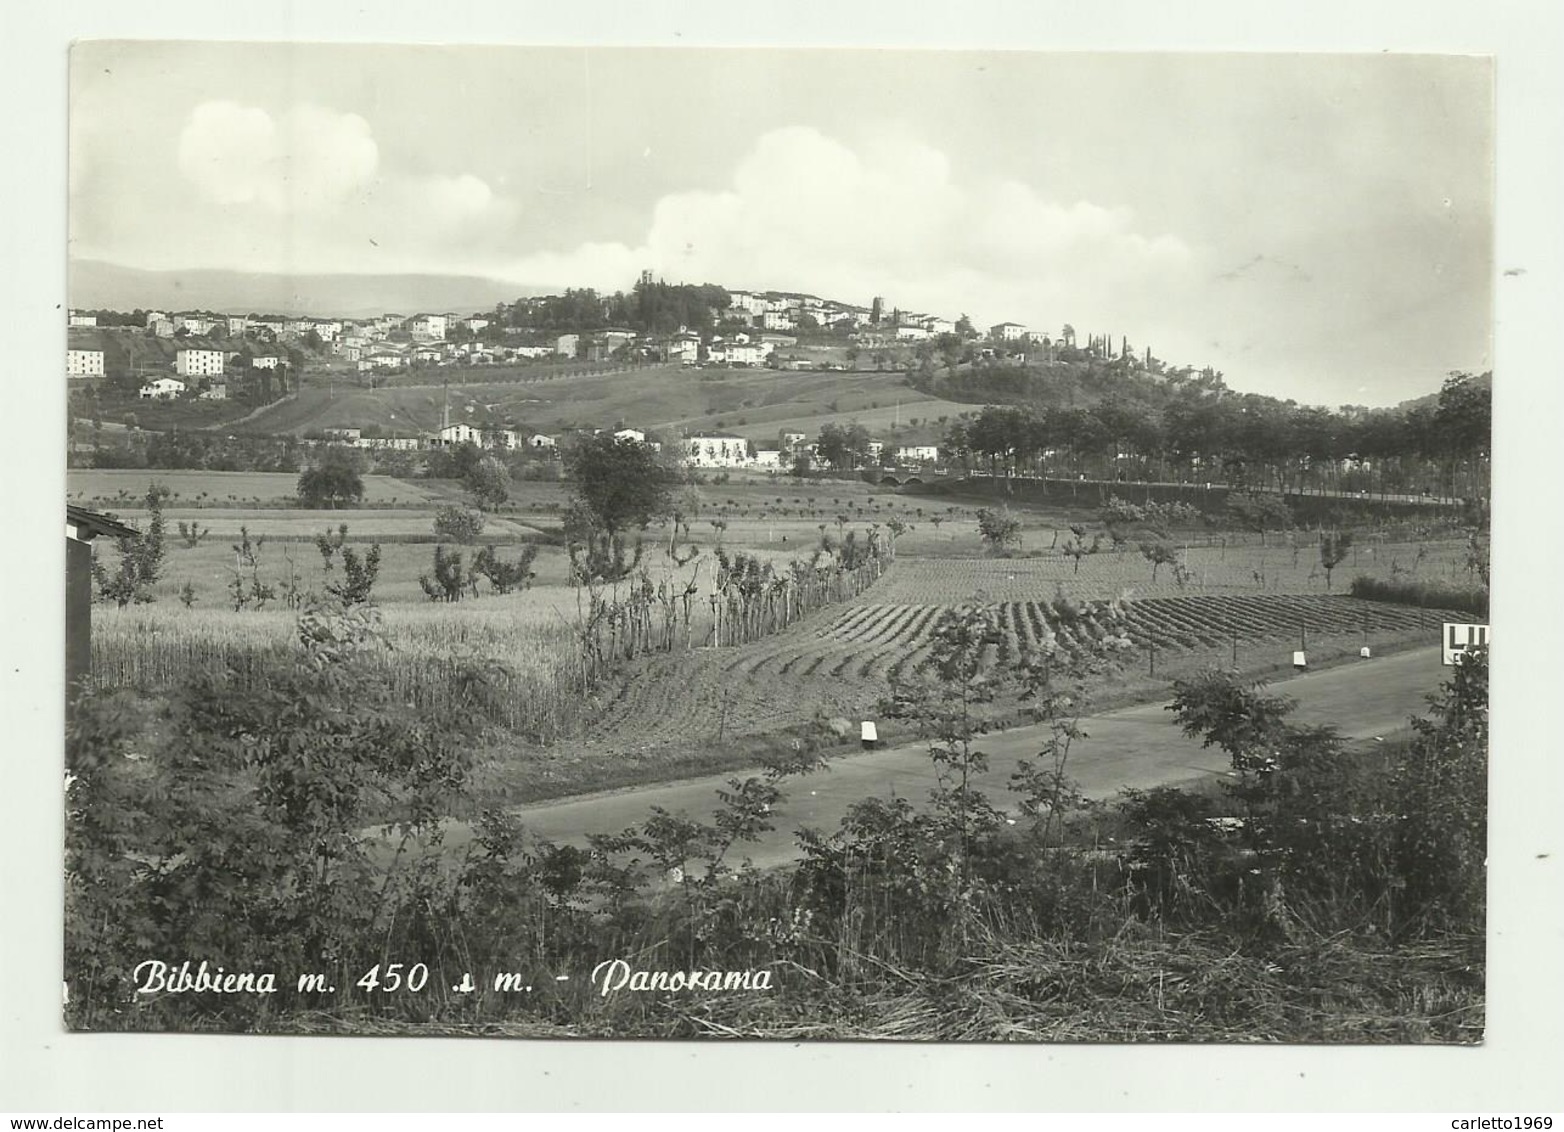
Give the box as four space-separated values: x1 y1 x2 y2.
160 100 519 275
178 101 378 211
496 125 1198 337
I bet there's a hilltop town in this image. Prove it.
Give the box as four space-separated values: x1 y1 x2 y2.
65 273 1089 473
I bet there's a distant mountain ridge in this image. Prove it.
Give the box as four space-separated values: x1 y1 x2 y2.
68 259 543 319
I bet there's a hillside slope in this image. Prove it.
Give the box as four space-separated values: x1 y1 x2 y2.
235 364 972 445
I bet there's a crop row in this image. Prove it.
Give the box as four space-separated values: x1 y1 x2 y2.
820 594 1466 657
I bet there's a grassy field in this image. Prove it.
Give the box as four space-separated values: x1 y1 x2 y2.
79 459 1483 808
68 469 445 507
214 364 967 448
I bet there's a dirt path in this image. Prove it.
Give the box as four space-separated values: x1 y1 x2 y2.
449 646 1448 868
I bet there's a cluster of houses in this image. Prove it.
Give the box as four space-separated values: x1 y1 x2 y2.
311 417 944 473
68 288 1048 392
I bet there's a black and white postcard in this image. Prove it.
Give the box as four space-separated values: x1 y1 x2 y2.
61 42 1497 1047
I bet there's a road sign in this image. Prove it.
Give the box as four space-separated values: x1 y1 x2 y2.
1442 622 1490 665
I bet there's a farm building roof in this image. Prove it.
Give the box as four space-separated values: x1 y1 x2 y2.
66 505 136 540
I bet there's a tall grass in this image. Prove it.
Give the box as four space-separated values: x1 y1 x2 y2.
1349 575 1489 618
91 605 587 741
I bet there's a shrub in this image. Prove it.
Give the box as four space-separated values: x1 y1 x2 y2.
473 545 539 594
64 605 473 1030
975 506 1021 553
419 545 471 602
433 505 486 544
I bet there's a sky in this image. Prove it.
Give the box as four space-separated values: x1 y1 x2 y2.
69 43 1494 407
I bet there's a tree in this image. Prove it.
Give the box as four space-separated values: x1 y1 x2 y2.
1318 530 1352 591
297 450 364 509
419 545 471 602
564 434 676 584
473 545 539 595
92 485 168 606
1226 492 1292 546
565 433 676 538
433 505 486 544
1138 538 1178 583
815 422 871 471
464 455 511 510
975 506 1021 553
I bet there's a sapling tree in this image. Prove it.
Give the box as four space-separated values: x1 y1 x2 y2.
880 603 1009 908
1139 538 1178 583
473 544 539 594
419 545 470 602
975 506 1021 553
1061 524 1102 575
1319 530 1353 591
1009 599 1134 846
92 485 168 607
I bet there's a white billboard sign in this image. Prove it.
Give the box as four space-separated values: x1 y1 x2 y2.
1442 622 1490 665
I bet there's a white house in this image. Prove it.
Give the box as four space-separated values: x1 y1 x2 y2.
148 317 174 338
528 434 558 450
895 325 931 341
762 310 797 332
752 449 782 470
225 316 249 336
684 435 752 468
367 352 407 369
409 313 448 340
924 317 955 336
613 428 647 444
66 349 105 377
175 348 224 377
175 314 217 335
359 436 423 451
727 343 763 365
435 422 485 447
897 444 941 464
670 332 701 363
727 291 767 320
68 311 97 327
251 354 283 370
139 377 186 400
990 321 1028 341
514 344 553 359
556 333 580 358
462 317 491 334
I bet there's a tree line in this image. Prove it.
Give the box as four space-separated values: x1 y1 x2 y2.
939 372 1490 501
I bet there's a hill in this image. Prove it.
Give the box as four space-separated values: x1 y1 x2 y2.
68 259 541 319
232 364 970 447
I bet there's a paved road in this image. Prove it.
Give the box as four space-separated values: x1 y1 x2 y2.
444 647 1447 870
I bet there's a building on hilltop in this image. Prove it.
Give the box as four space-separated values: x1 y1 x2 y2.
409 313 448 340
990 321 1028 341
67 349 105 377
175 348 224 377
